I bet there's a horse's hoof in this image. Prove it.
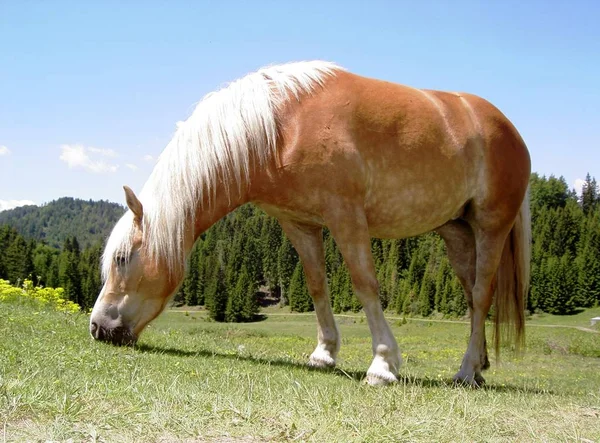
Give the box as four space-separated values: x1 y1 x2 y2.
365 370 398 386
308 349 336 369
453 371 486 388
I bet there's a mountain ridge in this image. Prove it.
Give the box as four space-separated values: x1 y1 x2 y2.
0 197 125 248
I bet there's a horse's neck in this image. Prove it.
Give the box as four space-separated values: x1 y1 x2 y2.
191 180 248 243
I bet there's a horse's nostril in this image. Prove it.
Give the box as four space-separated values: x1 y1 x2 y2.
91 322 106 340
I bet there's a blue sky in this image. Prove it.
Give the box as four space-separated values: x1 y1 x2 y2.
1 0 598 210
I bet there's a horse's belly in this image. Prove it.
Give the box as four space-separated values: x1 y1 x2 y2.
364 184 468 239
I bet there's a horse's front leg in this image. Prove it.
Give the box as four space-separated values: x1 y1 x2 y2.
325 206 402 385
279 220 340 368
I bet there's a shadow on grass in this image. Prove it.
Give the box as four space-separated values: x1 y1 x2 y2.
134 343 554 395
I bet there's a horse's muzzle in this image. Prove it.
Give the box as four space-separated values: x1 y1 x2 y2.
90 322 137 346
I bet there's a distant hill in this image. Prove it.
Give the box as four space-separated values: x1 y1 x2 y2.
0 197 125 248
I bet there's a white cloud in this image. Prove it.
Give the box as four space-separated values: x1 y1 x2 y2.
143 154 155 162
0 145 10 156
88 147 117 157
125 163 138 171
574 178 585 196
59 144 119 173
0 199 36 212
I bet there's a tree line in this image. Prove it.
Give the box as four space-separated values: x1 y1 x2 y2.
0 227 103 310
0 197 124 249
1 173 599 317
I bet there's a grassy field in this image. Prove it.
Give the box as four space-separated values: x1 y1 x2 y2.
1 301 599 442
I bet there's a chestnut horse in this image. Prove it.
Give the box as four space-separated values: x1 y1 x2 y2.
90 61 531 386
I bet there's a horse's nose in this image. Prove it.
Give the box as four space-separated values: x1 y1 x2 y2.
90 321 106 340
90 320 136 346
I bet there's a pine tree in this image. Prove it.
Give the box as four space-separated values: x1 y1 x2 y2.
371 239 384 272
332 262 353 313
226 230 244 292
277 234 298 306
545 253 578 315
288 262 313 312
183 242 201 306
205 265 228 321
260 216 282 293
80 243 102 309
4 235 29 284
226 265 258 322
377 266 390 310
401 281 419 314
418 263 435 316
448 276 467 316
243 216 263 286
551 200 582 257
61 236 82 305
393 277 408 314
580 173 598 215
576 209 600 307
434 255 451 313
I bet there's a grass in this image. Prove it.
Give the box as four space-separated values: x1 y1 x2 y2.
1 301 599 442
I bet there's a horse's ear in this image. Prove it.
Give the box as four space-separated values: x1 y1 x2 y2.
123 185 143 224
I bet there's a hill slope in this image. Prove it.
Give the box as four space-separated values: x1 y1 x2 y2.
0 197 125 248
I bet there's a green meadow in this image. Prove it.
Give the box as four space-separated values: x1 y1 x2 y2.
1 300 599 442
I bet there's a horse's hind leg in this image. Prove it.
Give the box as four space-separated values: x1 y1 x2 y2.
436 220 489 371
279 220 340 368
453 225 511 386
325 207 401 385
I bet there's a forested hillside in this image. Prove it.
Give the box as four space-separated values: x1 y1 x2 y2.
1 173 599 317
0 197 125 248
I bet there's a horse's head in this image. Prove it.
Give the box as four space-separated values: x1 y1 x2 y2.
89 186 177 346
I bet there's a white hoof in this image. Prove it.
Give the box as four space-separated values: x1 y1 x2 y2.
365 354 401 386
366 369 398 386
308 348 336 368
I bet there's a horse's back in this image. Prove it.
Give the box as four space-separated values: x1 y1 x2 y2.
259 70 530 237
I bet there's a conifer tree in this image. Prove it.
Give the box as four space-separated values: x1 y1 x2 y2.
448 276 467 316
260 216 282 293
418 264 435 316
80 243 102 309
61 236 82 305
4 233 29 284
332 262 353 313
576 209 600 307
393 277 408 314
226 265 258 322
288 262 313 312
277 234 298 306
206 265 228 321
434 255 451 313
580 173 598 215
551 200 582 257
183 242 201 306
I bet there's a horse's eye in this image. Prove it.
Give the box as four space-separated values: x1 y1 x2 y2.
115 255 127 266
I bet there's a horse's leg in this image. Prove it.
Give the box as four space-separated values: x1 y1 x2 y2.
436 220 489 370
325 208 401 385
279 220 340 368
453 226 510 386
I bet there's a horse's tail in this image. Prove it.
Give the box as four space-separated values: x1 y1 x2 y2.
493 188 531 358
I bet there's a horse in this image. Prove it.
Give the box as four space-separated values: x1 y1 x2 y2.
90 61 531 386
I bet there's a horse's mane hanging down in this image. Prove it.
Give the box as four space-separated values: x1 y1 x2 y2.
102 61 344 280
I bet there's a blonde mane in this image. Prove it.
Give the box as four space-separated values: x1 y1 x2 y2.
102 61 343 280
